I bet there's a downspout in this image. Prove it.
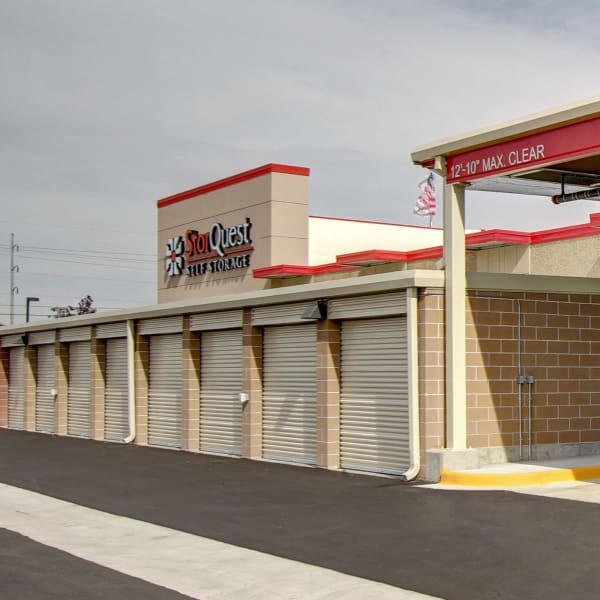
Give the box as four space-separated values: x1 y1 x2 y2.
123 319 136 443
401 287 420 481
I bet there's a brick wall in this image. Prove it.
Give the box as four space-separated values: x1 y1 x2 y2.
418 289 446 468
467 291 600 460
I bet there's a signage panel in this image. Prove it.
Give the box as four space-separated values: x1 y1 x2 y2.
165 217 253 280
446 115 600 184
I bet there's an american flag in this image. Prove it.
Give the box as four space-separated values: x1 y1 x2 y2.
414 172 437 218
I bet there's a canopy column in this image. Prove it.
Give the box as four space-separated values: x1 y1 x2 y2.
443 180 467 449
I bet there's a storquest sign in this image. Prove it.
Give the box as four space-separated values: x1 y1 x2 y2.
165 217 253 279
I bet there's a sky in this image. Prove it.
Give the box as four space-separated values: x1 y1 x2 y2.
1 0 599 323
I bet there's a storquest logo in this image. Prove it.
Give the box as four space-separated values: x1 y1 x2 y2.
165 236 185 276
165 218 254 279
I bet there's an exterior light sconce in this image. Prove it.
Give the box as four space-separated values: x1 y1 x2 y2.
302 299 328 320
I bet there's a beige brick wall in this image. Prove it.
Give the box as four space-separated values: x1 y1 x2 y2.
0 347 8 427
182 317 200 452
90 335 105 441
55 342 68 435
242 309 263 458
466 291 600 453
24 345 36 431
134 334 149 445
316 319 340 469
417 289 446 473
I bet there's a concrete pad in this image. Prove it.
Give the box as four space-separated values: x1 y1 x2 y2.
0 483 441 600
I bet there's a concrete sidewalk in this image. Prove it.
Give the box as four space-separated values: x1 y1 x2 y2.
0 482 437 600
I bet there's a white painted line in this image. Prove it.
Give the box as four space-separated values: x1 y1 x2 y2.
0 483 442 600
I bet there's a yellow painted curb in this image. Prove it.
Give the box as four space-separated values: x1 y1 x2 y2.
440 465 600 487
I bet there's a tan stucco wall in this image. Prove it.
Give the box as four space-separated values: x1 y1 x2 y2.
157 171 309 303
531 237 600 277
470 236 600 278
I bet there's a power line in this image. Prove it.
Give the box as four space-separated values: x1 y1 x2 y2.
0 219 150 236
15 271 155 284
0 253 155 271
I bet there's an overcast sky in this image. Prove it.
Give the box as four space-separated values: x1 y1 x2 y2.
1 0 599 323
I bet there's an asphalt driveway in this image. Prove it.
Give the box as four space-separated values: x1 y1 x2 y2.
0 428 598 599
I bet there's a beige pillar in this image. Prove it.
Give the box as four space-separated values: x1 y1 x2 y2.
55 342 68 435
316 319 340 469
444 181 467 449
90 332 105 440
24 345 36 431
0 347 8 427
182 317 200 452
134 332 149 445
242 309 262 458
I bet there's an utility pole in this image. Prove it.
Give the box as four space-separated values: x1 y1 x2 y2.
9 233 19 324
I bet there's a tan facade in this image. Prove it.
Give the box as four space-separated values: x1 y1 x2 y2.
158 165 310 303
471 236 600 278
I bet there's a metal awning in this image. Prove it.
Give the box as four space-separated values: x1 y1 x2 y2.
412 96 600 202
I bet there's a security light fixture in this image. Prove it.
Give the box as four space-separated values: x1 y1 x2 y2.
301 299 328 320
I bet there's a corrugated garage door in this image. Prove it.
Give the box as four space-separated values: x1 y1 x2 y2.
8 346 25 429
200 329 243 455
104 337 129 441
340 318 409 475
262 324 317 464
67 341 91 437
35 344 56 433
148 334 182 448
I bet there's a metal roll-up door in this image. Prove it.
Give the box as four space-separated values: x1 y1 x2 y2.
104 337 129 441
8 346 25 429
262 324 317 464
148 334 182 448
35 344 56 433
340 318 409 475
67 341 91 438
200 329 243 455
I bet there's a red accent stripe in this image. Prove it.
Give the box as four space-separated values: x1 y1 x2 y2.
405 246 444 261
157 163 310 208
253 263 357 279
337 250 410 265
530 223 598 244
465 230 531 246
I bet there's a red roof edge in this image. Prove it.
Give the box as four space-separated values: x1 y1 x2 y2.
466 229 532 247
157 163 310 208
530 223 597 244
406 246 444 261
253 263 357 279
337 250 410 265
253 265 315 278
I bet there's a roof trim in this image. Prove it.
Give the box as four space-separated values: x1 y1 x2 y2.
252 263 358 279
157 163 310 208
411 96 600 164
0 270 444 336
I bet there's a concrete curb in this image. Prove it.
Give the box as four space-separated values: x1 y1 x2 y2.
440 465 600 487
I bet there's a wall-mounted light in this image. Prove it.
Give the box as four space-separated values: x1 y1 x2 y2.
302 299 328 320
